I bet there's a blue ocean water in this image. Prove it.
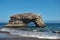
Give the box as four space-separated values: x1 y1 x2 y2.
0 23 7 28
0 23 60 31
46 23 60 31
0 23 60 39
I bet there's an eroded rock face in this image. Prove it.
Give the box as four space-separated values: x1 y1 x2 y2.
5 13 46 28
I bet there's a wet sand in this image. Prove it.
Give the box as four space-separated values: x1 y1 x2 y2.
0 37 60 40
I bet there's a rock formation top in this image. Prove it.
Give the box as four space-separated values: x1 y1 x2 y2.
5 13 46 28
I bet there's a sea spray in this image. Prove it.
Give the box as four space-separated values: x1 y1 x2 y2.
0 28 60 39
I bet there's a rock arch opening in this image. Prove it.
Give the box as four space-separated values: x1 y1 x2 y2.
28 22 36 27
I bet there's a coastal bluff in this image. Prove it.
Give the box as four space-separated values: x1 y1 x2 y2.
5 13 46 28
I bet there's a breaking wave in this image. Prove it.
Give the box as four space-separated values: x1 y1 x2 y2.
0 28 60 39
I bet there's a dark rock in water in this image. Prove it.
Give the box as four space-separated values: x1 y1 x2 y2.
4 13 46 28
52 31 60 34
0 31 10 34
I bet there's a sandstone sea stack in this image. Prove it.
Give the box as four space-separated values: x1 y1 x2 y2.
5 13 46 28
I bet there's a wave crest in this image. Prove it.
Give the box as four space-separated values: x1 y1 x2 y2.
0 28 60 39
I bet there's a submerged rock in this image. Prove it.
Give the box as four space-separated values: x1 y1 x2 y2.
52 31 60 34
4 13 46 28
0 31 10 34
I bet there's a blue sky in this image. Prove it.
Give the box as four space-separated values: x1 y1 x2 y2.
0 0 60 22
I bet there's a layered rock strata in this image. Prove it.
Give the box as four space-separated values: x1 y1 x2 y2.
5 13 46 28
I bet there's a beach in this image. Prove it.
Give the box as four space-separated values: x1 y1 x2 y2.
0 37 60 40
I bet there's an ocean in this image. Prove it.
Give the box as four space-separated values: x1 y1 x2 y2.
0 23 60 39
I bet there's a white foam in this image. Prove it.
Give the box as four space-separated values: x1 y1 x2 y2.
0 28 60 39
